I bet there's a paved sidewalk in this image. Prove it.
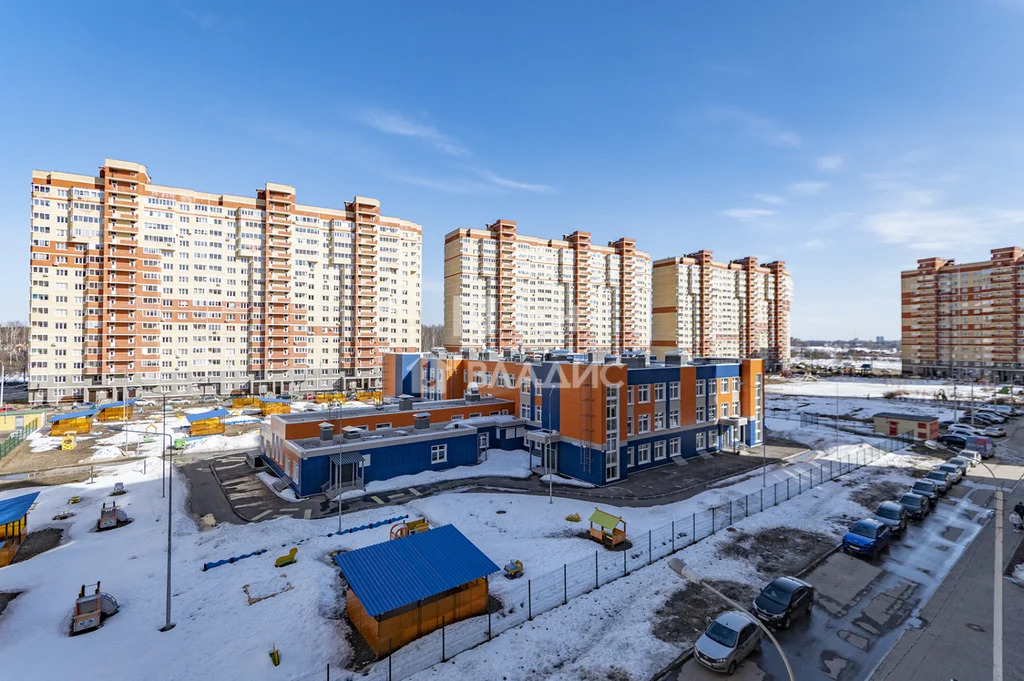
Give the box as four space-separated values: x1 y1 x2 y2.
871 461 1024 681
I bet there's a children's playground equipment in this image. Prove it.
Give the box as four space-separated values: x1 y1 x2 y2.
503 559 524 579
67 496 81 504
269 646 281 666
111 482 125 496
275 547 298 568
588 508 627 548
389 518 430 540
97 502 131 531
61 435 76 450
71 582 119 634
565 512 581 522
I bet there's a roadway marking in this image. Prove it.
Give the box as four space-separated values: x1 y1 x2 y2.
370 495 385 505
250 509 273 521
408 487 421 496
303 509 312 520
390 492 405 499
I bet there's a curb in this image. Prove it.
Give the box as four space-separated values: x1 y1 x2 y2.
209 457 256 523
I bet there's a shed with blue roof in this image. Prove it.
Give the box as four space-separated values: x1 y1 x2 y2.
186 408 229 437
50 408 97 435
258 397 291 416
97 400 137 422
0 491 40 566
333 524 498 655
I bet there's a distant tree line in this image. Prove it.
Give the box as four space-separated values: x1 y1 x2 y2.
421 324 444 351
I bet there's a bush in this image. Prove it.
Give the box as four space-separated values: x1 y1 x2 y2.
883 390 910 399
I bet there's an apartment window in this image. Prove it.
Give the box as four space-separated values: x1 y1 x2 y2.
720 403 729 418
605 449 619 482
374 423 392 430
638 443 651 464
626 415 633 435
732 377 740 393
627 446 635 467
451 414 464 421
638 384 649 403
654 441 666 461
732 401 740 416
654 383 665 401
669 410 679 428
669 381 679 400
696 379 704 397
696 404 705 422
520 378 531 393
520 401 531 419
669 438 680 456
430 444 447 463
638 414 650 433
708 379 716 396
626 386 633 405
720 378 729 394
654 413 664 430
696 432 706 449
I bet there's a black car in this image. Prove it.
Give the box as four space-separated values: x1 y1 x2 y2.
936 434 967 450
752 576 814 628
899 492 931 519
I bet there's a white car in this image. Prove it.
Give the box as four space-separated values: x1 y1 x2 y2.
949 425 983 437
134 399 155 407
983 425 1006 438
957 450 982 466
694 610 762 675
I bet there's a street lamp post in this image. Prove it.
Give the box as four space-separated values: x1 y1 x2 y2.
977 463 1004 681
0 359 6 410
668 558 795 681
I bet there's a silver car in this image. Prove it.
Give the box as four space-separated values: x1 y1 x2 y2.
948 456 974 471
936 463 963 484
694 610 762 675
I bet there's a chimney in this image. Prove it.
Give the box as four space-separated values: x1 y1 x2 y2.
398 394 414 411
342 426 362 440
413 413 431 430
318 422 334 442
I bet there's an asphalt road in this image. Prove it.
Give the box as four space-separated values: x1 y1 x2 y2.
671 417 1024 681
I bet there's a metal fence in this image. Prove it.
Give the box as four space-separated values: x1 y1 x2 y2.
774 409 917 452
293 443 893 681
0 426 35 462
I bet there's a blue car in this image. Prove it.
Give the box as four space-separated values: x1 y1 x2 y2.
842 518 891 559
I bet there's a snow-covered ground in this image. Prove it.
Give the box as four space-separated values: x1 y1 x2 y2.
769 376 999 402
0 423 956 681
336 449 532 500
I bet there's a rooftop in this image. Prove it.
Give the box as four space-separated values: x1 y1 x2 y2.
873 412 938 422
289 415 525 452
274 396 513 424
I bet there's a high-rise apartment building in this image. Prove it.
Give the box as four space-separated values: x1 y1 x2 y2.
28 159 422 404
443 220 652 353
651 251 791 370
901 246 1024 382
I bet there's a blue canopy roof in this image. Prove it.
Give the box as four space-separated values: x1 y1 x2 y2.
0 491 40 525
260 397 289 404
98 399 137 410
186 408 229 423
334 524 499 617
50 408 97 423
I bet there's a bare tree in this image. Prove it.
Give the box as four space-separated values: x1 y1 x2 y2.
421 324 444 351
0 321 28 378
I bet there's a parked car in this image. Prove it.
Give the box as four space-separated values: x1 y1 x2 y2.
874 501 909 536
948 456 974 473
936 434 967 450
983 425 1006 438
899 492 931 519
843 519 892 558
958 450 983 466
694 610 763 675
911 479 940 503
975 412 1005 424
169 397 188 404
134 399 155 407
965 435 995 458
949 424 983 437
936 463 963 484
752 576 814 629
924 470 952 493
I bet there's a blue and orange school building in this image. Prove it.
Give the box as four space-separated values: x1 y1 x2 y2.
262 350 763 497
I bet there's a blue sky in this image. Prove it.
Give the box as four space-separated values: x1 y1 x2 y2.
3 1 1024 339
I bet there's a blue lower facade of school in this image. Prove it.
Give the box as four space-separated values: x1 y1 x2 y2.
266 424 527 497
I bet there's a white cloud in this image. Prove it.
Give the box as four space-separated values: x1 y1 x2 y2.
863 208 1024 251
706 106 802 148
721 208 775 222
479 170 551 193
355 110 469 157
754 193 786 205
790 181 830 196
816 155 844 172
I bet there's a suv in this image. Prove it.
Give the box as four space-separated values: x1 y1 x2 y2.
924 469 952 493
874 501 909 536
911 479 940 503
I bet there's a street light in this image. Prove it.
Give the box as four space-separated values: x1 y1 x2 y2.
667 557 795 681
977 462 1004 681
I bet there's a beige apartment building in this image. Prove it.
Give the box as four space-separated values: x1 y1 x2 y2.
652 251 791 370
443 220 651 353
28 159 421 405
901 246 1024 383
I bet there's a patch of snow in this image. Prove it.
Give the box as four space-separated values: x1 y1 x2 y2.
183 431 261 454
257 471 300 502
540 474 595 488
88 445 125 461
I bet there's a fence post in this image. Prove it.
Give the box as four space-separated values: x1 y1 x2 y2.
745 496 749 518
563 564 567 605
527 582 532 621
388 638 393 681
692 513 696 542
595 551 599 589
760 488 764 512
441 616 446 661
774 483 778 506
327 663 330 681
787 478 791 500
488 607 492 640
671 520 676 552
624 547 627 575
711 507 716 533
648 529 652 564
729 503 733 526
